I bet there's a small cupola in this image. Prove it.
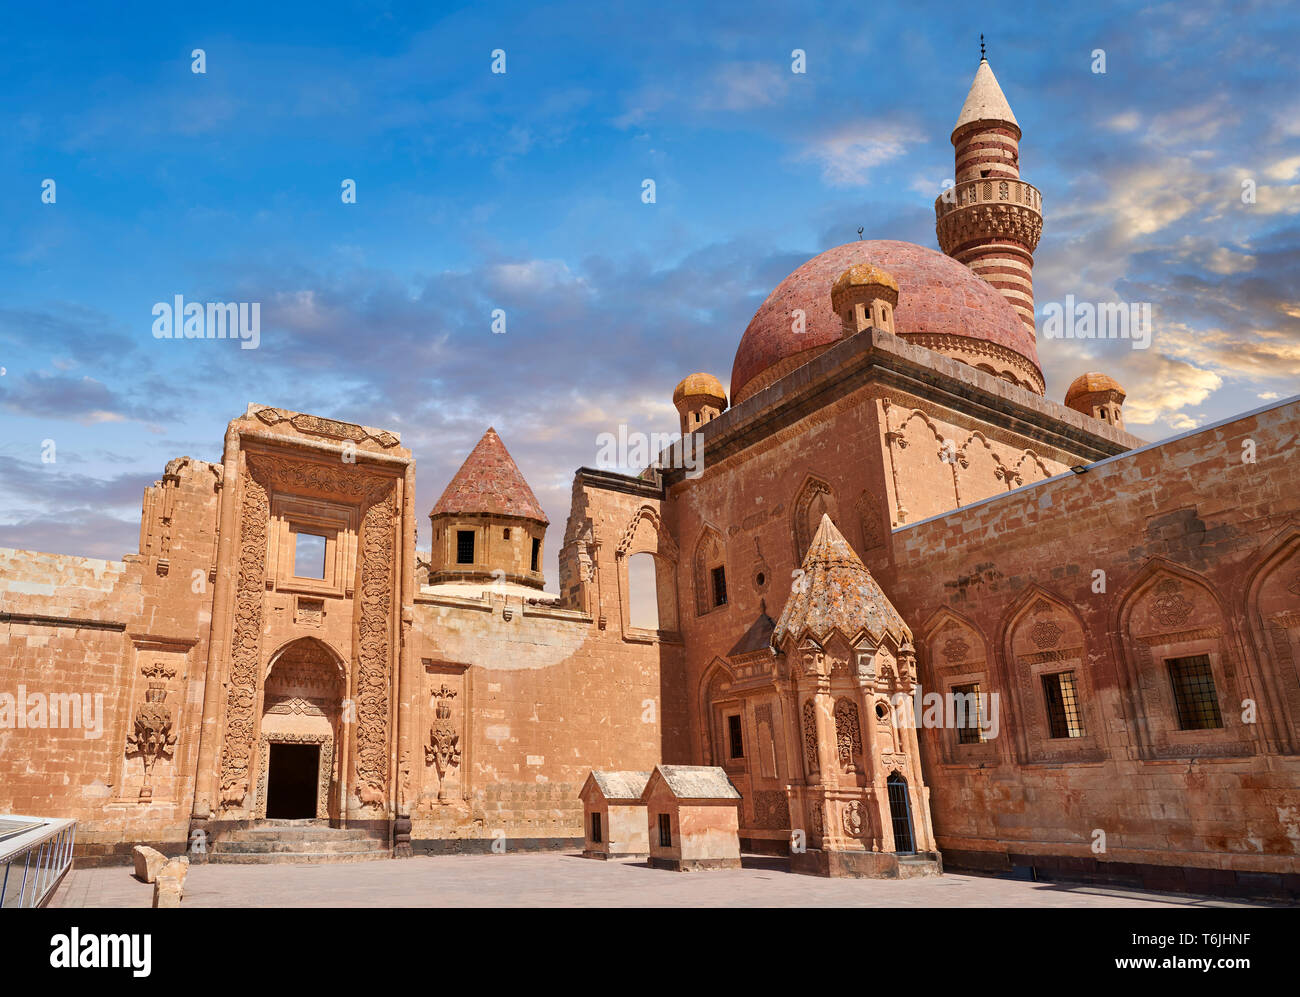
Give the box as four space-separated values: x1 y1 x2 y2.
672 372 728 436
830 263 899 336
1064 372 1127 429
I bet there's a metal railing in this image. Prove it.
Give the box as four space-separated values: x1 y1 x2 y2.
0 815 77 908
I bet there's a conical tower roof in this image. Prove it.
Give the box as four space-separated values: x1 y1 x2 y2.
430 427 549 524
953 58 1018 135
773 514 909 648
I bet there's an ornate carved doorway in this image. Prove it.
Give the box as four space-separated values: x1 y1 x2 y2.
265 743 320 818
255 638 344 821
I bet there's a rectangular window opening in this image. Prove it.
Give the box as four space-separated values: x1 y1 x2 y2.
658 813 672 848
1042 671 1085 739
711 565 728 608
456 530 475 565
953 682 984 745
1167 655 1224 730
293 530 327 579
590 812 602 844
531 537 541 572
727 714 744 759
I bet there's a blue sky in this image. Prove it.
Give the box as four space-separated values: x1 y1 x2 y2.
2 0 1298 583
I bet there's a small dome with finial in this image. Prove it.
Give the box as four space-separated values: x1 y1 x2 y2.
672 372 727 407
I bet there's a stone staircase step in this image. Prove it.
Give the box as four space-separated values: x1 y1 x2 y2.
209 850 391 865
221 827 374 843
213 838 386 855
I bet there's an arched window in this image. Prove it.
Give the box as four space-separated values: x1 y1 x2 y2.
627 552 660 629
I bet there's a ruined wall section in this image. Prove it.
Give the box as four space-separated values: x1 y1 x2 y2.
0 455 222 859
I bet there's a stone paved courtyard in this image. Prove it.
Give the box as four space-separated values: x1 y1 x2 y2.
51 853 1271 908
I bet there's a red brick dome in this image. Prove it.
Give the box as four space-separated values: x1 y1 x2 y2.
731 240 1043 404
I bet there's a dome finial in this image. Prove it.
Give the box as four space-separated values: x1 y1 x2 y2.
980 33 986 61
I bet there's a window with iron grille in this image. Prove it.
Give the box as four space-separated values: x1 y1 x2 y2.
727 714 744 759
590 812 602 844
711 565 727 607
952 683 984 744
1042 671 1085 738
531 538 541 572
658 813 671 848
1167 655 1223 730
456 530 475 565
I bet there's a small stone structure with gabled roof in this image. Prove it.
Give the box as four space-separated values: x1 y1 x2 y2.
641 765 741 871
579 770 651 860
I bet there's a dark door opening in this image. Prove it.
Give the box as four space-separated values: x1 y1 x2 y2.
886 772 915 853
266 742 320 819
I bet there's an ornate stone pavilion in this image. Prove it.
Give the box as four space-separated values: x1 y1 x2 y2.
2 57 1298 896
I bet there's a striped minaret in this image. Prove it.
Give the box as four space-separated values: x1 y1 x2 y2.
935 55 1043 337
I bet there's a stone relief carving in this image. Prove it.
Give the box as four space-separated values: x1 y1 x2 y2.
425 684 462 804
614 505 678 562
842 798 865 838
218 472 269 810
802 700 819 774
943 636 970 662
834 698 862 768
751 790 790 829
126 661 178 801
254 406 401 449
1151 577 1195 629
354 490 397 809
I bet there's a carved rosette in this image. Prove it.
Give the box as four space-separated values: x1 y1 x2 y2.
354 489 397 809
218 473 269 809
1151 578 1195 629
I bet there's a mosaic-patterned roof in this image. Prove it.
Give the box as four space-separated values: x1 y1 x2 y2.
730 240 1040 404
429 427 549 523
773 513 911 648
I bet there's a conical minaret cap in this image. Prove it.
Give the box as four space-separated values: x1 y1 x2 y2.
953 58 1019 135
772 513 910 648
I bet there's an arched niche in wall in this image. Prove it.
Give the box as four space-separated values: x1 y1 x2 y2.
1000 585 1102 765
1244 523 1300 753
792 474 838 564
1114 558 1251 761
615 504 680 641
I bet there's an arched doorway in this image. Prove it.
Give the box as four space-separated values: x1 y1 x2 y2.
886 771 915 853
255 638 345 821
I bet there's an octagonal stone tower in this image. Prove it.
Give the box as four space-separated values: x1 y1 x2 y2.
772 514 940 877
935 55 1043 339
427 427 549 589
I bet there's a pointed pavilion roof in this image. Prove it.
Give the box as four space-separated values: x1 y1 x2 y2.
953 58 1018 135
429 427 549 524
728 601 775 657
773 514 910 648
